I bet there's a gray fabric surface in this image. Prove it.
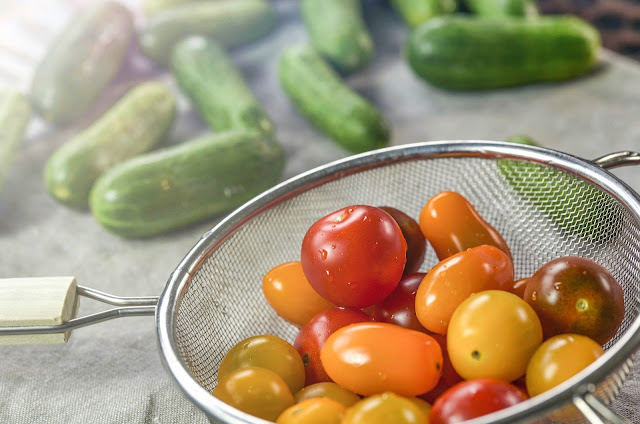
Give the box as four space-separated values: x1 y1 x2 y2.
1 1 640 423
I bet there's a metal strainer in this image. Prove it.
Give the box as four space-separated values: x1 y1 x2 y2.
3 141 640 424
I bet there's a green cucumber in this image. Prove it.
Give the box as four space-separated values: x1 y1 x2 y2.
141 0 202 15
390 0 459 28
499 136 617 242
44 81 176 209
463 0 539 18
138 0 276 66
406 15 601 90
0 91 31 192
89 130 285 238
30 1 134 125
171 36 274 135
299 0 373 74
278 44 390 154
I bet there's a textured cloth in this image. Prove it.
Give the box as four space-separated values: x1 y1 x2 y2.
1 1 640 423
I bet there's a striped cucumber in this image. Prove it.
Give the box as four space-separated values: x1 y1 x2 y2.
171 36 274 135
138 0 276 66
463 0 539 18
30 1 134 125
0 91 32 192
278 44 390 153
89 130 285 238
44 81 176 209
390 0 459 27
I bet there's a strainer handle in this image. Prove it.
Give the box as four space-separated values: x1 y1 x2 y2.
592 151 640 169
573 393 630 424
0 277 157 345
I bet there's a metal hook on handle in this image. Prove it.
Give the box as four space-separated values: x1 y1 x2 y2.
593 151 640 170
0 277 157 345
573 392 630 424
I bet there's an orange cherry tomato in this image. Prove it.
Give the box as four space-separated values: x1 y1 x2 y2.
526 333 604 397
276 397 346 424
320 322 442 397
262 261 334 327
419 191 512 261
342 392 428 424
447 290 543 382
294 382 361 407
419 333 463 404
415 245 514 334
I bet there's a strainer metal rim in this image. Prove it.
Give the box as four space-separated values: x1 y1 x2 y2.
156 140 640 424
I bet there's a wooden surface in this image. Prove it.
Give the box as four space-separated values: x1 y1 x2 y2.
0 1 640 423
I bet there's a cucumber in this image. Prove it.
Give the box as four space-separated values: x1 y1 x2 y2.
390 0 458 28
138 0 276 66
499 137 617 242
89 130 285 238
463 0 539 18
278 44 390 154
44 81 176 209
171 36 274 135
141 0 202 15
299 0 373 74
30 1 134 125
0 91 31 192
406 15 601 90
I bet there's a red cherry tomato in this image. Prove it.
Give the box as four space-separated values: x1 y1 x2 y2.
364 272 426 332
294 307 374 385
524 256 625 344
419 333 463 404
378 206 427 274
429 379 528 424
419 191 512 261
415 245 514 334
301 205 407 308
320 322 443 397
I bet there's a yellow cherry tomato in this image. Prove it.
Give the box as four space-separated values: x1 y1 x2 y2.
447 290 543 382
526 334 604 397
262 261 334 327
276 397 346 424
218 334 305 394
342 392 428 424
294 382 361 407
213 367 294 421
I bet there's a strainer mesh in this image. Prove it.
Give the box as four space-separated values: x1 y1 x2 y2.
174 155 640 422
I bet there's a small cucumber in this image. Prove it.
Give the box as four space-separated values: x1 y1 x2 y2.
141 0 202 15
299 0 373 74
171 36 274 135
390 0 459 28
278 44 390 154
44 81 176 209
463 0 539 18
138 0 276 66
89 130 285 238
0 91 31 192
406 15 601 90
30 1 134 125
499 137 618 242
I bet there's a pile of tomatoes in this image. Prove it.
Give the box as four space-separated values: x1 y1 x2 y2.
213 191 625 424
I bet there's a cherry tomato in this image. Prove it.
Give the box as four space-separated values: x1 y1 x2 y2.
276 397 346 424
294 382 361 407
379 206 426 274
429 378 528 424
511 277 529 298
213 367 295 421
294 307 374 385
262 261 334 327
408 396 432 418
447 290 543 382
419 191 512 261
218 335 305 394
342 392 428 424
320 322 442 397
526 333 604 397
415 245 514 334
524 256 625 344
364 272 427 332
419 333 463 404
301 205 407 308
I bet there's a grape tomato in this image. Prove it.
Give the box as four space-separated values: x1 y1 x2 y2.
378 206 427 274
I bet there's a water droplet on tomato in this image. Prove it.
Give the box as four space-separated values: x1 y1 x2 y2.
554 282 562 290
531 291 538 301
331 244 336 249
320 249 328 260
